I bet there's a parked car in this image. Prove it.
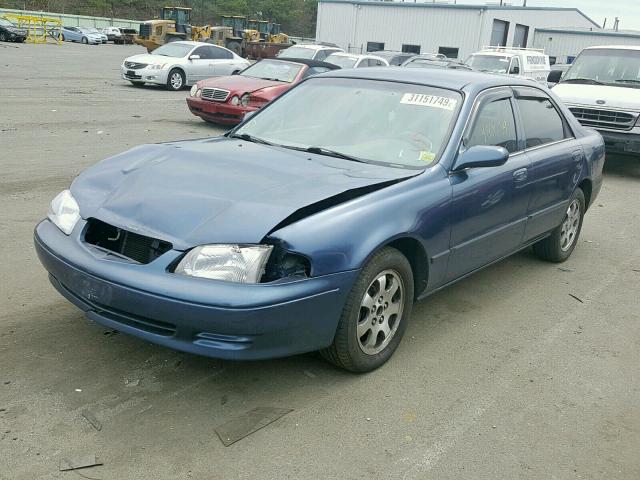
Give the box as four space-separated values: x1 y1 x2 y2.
367 50 416 66
551 45 640 155
466 47 550 84
325 52 389 69
121 41 250 91
402 55 472 71
102 26 122 42
187 58 339 125
0 17 27 43
35 68 604 372
115 28 136 45
58 26 102 44
277 44 343 61
85 27 108 43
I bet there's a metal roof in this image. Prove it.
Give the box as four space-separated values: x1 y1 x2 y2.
535 27 640 40
318 0 601 28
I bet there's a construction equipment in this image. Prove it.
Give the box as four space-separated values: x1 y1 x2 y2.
134 6 197 52
217 15 290 58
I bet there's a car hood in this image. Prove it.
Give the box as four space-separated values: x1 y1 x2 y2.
198 75 288 94
125 53 178 65
553 83 640 112
71 138 414 250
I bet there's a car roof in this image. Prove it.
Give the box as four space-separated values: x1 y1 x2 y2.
264 57 341 70
584 45 640 51
320 67 542 93
170 40 207 47
290 44 336 51
328 52 384 59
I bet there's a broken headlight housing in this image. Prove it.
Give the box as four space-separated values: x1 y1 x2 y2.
175 244 273 283
48 189 81 235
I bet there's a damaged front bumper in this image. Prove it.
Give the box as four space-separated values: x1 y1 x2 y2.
186 97 256 125
34 219 357 360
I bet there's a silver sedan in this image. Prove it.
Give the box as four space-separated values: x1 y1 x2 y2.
121 41 250 91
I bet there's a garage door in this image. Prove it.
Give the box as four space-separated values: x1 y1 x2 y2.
490 19 509 47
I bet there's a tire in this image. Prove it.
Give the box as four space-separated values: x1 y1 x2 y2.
0 32 7 42
320 247 414 372
166 68 185 91
227 41 242 56
82 37 88 44
533 188 585 263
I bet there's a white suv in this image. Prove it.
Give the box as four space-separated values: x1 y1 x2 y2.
552 45 640 155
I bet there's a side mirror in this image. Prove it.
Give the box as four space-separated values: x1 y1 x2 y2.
232 70 240 75
189 54 200 60
510 66 520 74
547 69 563 83
454 145 509 171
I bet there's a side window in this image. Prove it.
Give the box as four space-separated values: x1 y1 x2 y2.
467 98 518 153
510 57 521 74
515 93 568 148
356 59 369 68
191 46 210 59
315 50 328 61
209 46 233 59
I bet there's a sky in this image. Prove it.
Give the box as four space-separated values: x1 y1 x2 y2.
461 0 640 30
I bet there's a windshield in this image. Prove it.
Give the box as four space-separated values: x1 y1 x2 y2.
563 48 640 87
241 60 303 83
466 55 510 73
0 18 15 27
234 78 461 169
279 46 316 59
326 55 358 69
152 43 193 58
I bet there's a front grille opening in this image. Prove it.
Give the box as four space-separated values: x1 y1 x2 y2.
569 107 636 131
84 218 172 264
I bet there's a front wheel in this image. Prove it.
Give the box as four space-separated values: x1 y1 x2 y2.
533 188 585 262
166 68 185 91
320 247 414 372
81 37 88 44
0 32 7 42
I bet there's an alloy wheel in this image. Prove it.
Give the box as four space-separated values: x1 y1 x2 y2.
560 199 580 252
170 72 183 90
357 269 404 355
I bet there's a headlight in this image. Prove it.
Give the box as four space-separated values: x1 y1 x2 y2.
175 244 273 283
48 190 80 235
149 64 166 70
190 84 198 96
240 93 250 107
230 95 239 105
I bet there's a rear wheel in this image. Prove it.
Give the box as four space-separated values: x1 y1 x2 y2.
166 68 185 91
533 188 585 262
0 32 7 42
320 247 414 372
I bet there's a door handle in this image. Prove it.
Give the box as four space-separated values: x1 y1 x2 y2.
513 168 528 183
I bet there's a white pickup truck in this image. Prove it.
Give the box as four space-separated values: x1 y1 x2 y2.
551 45 640 155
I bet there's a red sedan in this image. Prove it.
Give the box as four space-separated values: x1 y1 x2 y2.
186 58 339 125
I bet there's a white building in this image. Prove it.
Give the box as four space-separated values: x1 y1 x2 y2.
315 1 600 60
531 28 640 64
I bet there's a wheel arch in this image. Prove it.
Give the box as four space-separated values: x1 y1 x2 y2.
578 177 593 210
370 235 430 300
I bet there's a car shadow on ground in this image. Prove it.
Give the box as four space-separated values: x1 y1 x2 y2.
603 153 640 179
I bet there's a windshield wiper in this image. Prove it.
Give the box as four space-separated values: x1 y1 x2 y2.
615 79 640 85
561 78 604 85
228 133 274 145
301 146 367 163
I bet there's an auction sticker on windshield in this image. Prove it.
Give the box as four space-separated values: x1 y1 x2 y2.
401 93 458 110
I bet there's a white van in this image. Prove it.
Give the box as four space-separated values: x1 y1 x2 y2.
466 47 551 84
551 45 640 155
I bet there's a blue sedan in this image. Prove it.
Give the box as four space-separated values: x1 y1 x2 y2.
35 69 605 372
